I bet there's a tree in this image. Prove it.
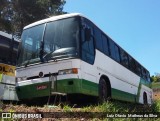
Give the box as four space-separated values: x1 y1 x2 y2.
151 73 160 83
0 0 66 37
0 0 13 33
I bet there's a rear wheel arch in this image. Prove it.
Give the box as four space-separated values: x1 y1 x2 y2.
98 75 111 102
143 91 148 105
101 75 111 98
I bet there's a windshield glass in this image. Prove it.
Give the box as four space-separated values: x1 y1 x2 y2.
17 24 45 67
17 17 80 67
43 17 80 61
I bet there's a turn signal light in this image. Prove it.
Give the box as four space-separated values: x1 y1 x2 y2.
58 68 78 75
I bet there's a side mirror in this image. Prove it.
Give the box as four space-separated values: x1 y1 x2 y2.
85 28 91 41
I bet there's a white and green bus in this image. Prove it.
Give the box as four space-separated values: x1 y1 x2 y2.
0 31 19 101
16 13 152 104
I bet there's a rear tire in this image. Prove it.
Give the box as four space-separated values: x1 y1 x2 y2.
99 78 108 103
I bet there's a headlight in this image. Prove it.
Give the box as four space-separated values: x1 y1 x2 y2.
58 68 78 75
16 77 27 82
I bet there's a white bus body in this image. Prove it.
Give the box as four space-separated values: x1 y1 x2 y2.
16 13 152 104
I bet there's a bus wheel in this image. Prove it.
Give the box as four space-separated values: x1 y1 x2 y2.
143 92 148 105
99 78 108 103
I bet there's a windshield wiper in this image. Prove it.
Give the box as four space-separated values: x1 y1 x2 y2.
24 60 30 67
43 51 57 62
43 47 76 62
23 59 30 68
22 57 41 67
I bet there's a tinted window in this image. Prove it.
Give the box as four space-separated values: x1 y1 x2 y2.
17 24 45 66
44 17 79 53
129 56 135 72
94 27 103 51
146 71 150 82
115 45 120 62
109 39 116 59
102 34 109 55
142 67 147 80
120 49 129 67
11 41 19 65
135 62 142 76
81 18 95 64
0 35 11 64
82 33 94 54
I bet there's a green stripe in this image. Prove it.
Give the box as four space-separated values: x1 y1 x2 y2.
136 82 142 103
136 78 152 103
56 79 98 96
16 82 51 99
16 78 98 99
17 77 151 102
111 88 136 103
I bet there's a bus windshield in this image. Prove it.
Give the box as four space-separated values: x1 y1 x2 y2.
17 17 80 67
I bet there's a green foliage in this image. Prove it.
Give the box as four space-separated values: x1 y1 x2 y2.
80 101 160 121
151 100 160 112
152 82 160 89
151 73 160 83
62 105 73 112
0 0 12 33
81 101 154 113
59 101 159 121
0 0 66 36
0 100 3 112
1 100 160 121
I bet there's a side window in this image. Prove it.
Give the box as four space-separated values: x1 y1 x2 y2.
135 62 142 76
141 68 147 80
81 18 95 64
120 49 129 68
129 56 136 72
0 35 10 64
94 27 103 51
12 41 19 65
108 39 116 59
141 68 145 80
146 71 151 82
102 34 109 55
114 45 120 62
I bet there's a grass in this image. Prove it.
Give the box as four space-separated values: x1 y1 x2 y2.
81 100 160 112
152 82 160 89
152 100 160 112
60 100 160 121
1 99 160 121
0 101 2 112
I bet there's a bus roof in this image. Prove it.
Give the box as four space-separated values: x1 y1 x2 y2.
0 31 20 42
0 31 12 39
24 13 84 30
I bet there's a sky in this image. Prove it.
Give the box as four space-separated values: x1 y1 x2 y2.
64 0 160 76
